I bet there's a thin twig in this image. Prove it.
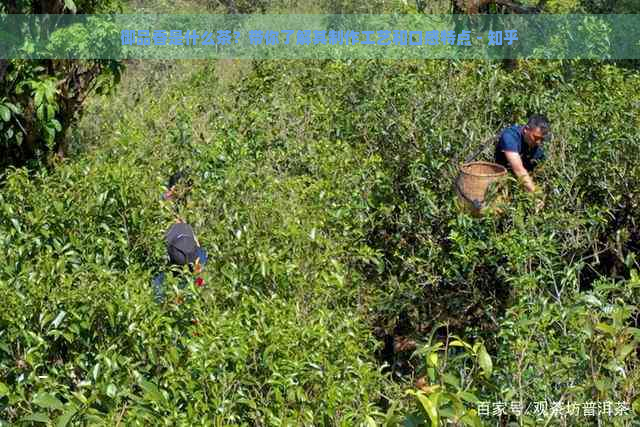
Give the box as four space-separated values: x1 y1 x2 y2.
115 401 128 427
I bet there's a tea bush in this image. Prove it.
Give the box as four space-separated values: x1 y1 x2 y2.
1 59 401 425
194 57 640 424
1 2 640 425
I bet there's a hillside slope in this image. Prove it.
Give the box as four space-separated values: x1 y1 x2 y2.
1 48 640 427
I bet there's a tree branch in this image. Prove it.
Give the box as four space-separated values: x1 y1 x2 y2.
455 0 543 14
493 0 542 14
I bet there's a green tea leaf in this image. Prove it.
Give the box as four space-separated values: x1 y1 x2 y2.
477 343 493 379
33 392 64 411
140 379 165 404
34 90 43 108
10 218 21 233
460 409 483 427
106 384 117 398
595 322 616 335
51 311 66 329
414 392 439 427
0 105 10 122
442 372 459 388
617 343 636 361
56 406 77 427
427 351 438 368
4 102 20 114
583 294 601 307
21 412 50 423
439 392 464 415
364 415 376 427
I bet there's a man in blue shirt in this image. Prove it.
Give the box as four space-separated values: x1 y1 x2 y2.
495 115 550 193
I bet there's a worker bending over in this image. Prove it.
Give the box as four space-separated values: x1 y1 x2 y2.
494 115 550 193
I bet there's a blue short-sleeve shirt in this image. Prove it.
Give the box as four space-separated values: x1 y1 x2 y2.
494 124 545 172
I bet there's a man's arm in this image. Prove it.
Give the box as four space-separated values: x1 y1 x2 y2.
503 151 536 192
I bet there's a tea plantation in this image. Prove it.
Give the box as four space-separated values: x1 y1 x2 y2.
1 1 640 426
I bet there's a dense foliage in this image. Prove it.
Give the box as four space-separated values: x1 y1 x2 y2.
1 1 640 426
2 55 638 425
209 57 640 425
0 0 123 169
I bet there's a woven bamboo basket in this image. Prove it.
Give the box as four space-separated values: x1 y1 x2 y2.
455 161 507 215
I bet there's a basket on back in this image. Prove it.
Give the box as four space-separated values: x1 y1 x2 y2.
455 161 507 216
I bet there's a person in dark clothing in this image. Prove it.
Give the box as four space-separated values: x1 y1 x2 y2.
495 115 550 193
165 221 207 268
151 220 208 303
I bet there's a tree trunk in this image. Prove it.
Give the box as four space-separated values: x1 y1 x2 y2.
451 0 543 71
0 60 8 83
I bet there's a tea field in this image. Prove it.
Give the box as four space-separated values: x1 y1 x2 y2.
1 1 640 426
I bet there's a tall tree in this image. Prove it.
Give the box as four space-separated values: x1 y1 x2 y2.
0 0 123 169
